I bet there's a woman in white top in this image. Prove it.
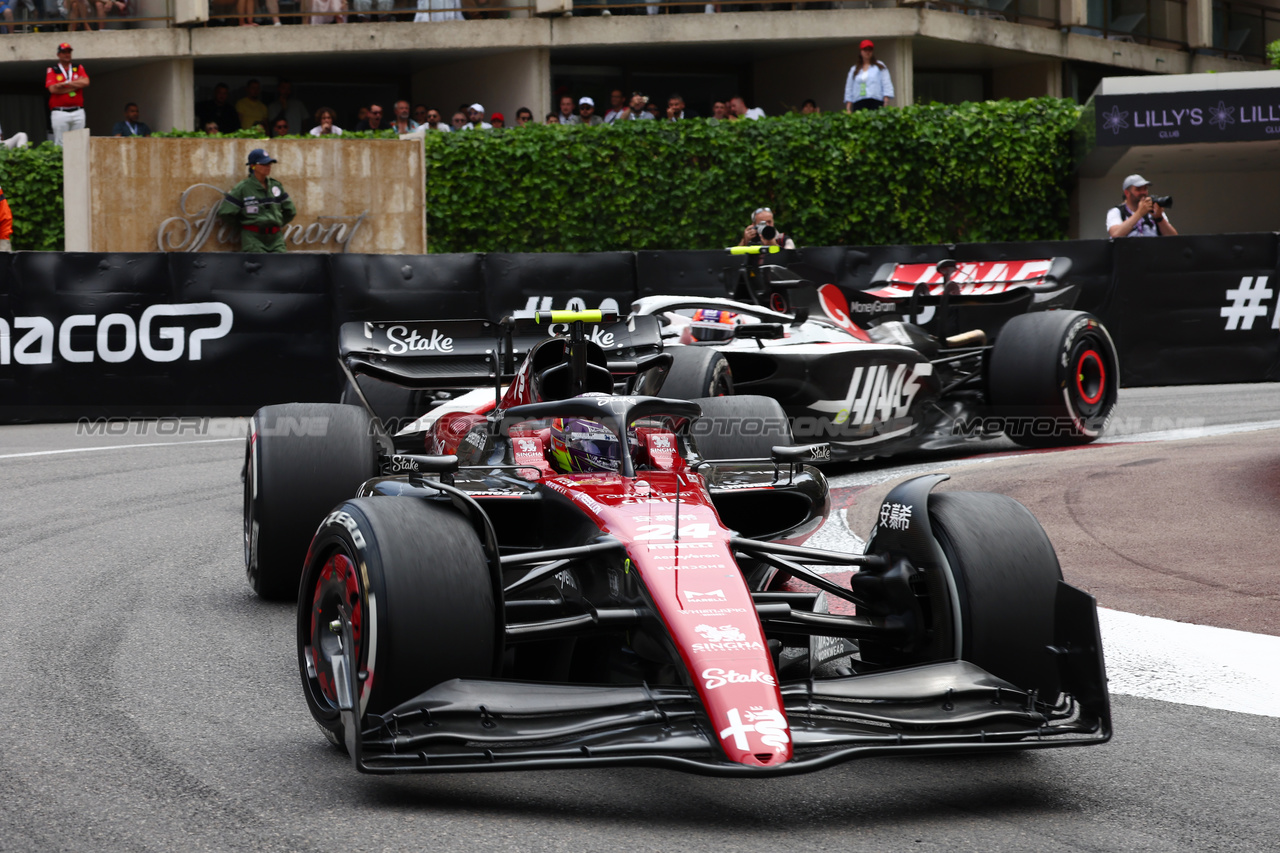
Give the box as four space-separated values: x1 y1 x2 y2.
843 39 894 112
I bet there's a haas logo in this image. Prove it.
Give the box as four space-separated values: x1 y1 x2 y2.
695 624 745 642
386 325 453 354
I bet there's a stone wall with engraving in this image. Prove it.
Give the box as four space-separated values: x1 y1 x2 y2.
66 135 426 254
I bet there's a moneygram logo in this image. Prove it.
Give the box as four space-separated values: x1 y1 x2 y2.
1 303 233 365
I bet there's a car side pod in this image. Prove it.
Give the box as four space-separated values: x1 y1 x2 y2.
867 474 1111 744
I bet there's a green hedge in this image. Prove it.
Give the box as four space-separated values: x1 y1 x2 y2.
0 98 1080 253
0 143 66 252
424 98 1081 252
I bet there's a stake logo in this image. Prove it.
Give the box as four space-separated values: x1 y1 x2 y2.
703 668 776 690
386 325 454 354
0 303 233 366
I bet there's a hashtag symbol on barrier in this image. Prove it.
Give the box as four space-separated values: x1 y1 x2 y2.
1221 276 1273 331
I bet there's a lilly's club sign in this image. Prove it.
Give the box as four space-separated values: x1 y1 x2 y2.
158 183 369 253
1094 87 1280 146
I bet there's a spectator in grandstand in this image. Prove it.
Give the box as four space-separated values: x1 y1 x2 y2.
203 121 221 134
389 100 419 133
352 0 392 19
307 0 345 24
738 206 794 249
236 79 269 130
413 104 429 125
450 110 468 130
729 95 765 120
1 122 29 150
270 117 291 137
111 102 152 137
665 93 697 120
844 40 893 111
309 107 343 135
0 0 13 34
801 98 819 114
577 97 604 126
355 104 386 131
463 103 491 129
415 0 463 20
491 112 506 128
421 108 451 131
644 100 661 119
603 89 627 124
197 83 239 135
268 80 309 135
558 94 578 125
615 92 654 121
515 107 534 126
711 99 730 120
545 112 560 124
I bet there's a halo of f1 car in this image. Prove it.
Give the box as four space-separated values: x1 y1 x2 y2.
243 283 1112 776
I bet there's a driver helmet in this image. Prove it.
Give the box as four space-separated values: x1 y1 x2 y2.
689 308 741 342
549 417 622 474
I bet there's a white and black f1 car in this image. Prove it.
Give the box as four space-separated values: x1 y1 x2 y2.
243 309 1110 776
642 249 1120 461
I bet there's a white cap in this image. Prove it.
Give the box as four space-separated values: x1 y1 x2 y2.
579 96 594 107
1122 174 1150 191
469 103 484 113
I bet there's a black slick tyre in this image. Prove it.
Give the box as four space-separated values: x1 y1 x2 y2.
340 375 421 433
298 498 497 747
244 403 378 601
987 310 1119 447
693 395 792 460
659 347 734 400
928 491 1063 700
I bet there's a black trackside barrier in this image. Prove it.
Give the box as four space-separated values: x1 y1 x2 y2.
2 236 1278 423
1110 233 1280 386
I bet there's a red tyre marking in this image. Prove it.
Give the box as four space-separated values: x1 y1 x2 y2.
311 552 363 704
1076 350 1105 405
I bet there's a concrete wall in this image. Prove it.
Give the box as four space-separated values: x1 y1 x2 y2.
1076 169 1280 240
412 48 550 124
66 137 426 253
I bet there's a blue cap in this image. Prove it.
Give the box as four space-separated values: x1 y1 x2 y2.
247 148 277 166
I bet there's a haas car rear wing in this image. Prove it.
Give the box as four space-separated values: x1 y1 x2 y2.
866 257 1074 300
338 313 665 391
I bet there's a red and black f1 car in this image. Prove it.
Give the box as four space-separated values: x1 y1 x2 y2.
645 248 1121 461
244 310 1110 776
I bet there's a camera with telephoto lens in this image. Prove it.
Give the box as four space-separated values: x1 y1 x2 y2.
756 222 778 241
1151 195 1173 209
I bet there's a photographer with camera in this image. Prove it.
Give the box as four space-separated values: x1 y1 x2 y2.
738 206 795 249
1107 174 1177 238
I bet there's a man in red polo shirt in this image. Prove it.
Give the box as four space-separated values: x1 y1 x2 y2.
46 43 90 146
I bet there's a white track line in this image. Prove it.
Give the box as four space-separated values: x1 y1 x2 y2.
0 438 241 460
1098 608 1280 718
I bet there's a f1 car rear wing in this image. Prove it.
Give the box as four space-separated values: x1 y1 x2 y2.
866 257 1074 299
338 314 665 391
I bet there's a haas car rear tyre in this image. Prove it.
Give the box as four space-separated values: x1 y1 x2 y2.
298 498 497 749
929 491 1063 701
987 310 1118 447
244 403 378 600
693 395 792 460
658 347 734 400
